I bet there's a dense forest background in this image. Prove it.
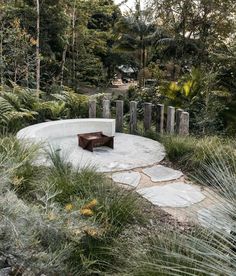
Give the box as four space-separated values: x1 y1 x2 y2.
0 0 236 135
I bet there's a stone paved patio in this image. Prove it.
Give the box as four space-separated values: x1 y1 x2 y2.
45 133 166 172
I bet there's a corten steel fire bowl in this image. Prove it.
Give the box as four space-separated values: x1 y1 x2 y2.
77 132 114 152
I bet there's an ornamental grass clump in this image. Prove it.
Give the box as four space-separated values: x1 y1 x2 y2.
128 227 236 276
159 135 236 176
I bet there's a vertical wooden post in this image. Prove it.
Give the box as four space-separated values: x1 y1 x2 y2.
178 112 189 135
89 100 96 118
130 101 137 134
143 102 152 133
116 100 124 132
176 108 183 133
166 106 175 134
156 104 164 134
102 99 110 118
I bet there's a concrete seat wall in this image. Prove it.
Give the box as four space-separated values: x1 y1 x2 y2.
17 119 116 141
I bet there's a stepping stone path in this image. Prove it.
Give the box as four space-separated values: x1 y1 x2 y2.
137 182 205 207
112 171 141 188
142 165 183 182
111 164 219 226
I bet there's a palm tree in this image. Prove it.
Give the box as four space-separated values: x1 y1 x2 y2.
115 1 168 86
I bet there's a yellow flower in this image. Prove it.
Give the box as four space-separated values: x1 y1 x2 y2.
83 199 98 210
22 29 27 36
12 18 20 28
30 38 38 46
80 208 94 216
85 228 98 237
65 203 73 212
47 212 56 221
12 176 24 186
73 229 81 236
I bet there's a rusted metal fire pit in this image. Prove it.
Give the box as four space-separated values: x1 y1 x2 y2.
77 132 114 152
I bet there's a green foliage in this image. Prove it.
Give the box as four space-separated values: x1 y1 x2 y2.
34 100 67 120
52 86 89 118
0 84 39 132
149 0 236 65
131 67 231 134
158 134 236 182
0 84 89 133
0 16 36 86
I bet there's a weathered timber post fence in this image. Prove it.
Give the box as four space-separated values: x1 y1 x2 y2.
102 100 110 118
116 100 123 133
89 99 189 135
176 108 183 133
156 104 164 134
166 106 175 134
143 102 152 133
130 101 138 134
89 100 96 118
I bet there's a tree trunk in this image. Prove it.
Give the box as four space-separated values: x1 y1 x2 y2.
36 0 40 97
60 44 68 87
71 0 76 88
14 38 17 83
26 61 29 87
0 33 3 85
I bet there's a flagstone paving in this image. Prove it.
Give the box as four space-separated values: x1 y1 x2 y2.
110 163 220 226
142 165 183 182
38 133 166 172
137 182 205 207
112 171 141 188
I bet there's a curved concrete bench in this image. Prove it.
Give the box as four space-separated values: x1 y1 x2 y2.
17 119 116 141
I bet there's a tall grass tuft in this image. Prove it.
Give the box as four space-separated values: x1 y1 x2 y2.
159 135 236 174
0 136 41 196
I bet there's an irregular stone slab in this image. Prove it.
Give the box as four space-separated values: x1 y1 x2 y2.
137 182 205 207
112 171 141 188
143 165 183 182
198 204 233 233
